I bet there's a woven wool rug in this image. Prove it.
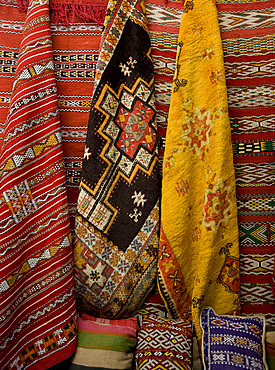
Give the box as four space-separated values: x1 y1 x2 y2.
216 0 275 325
50 0 108 236
0 0 78 367
74 0 160 318
0 0 107 367
157 0 240 338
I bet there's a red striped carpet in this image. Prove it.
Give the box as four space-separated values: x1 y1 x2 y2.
0 0 107 367
216 0 275 325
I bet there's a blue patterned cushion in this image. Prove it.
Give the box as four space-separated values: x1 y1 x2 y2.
200 307 268 369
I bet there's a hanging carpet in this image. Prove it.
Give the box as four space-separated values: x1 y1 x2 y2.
74 0 160 318
0 0 80 368
216 0 275 325
157 0 240 338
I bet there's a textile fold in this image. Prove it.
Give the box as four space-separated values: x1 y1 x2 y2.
0 0 77 368
157 0 240 338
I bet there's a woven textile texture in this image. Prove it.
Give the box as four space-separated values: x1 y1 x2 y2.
201 307 268 369
51 1 107 236
134 315 193 370
138 285 169 318
216 0 275 326
74 0 160 318
145 0 184 174
157 0 240 339
0 0 79 368
0 0 108 240
70 314 138 369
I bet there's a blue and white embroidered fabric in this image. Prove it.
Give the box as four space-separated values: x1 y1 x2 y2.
201 307 268 369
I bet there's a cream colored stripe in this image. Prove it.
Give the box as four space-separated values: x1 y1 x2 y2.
72 347 133 369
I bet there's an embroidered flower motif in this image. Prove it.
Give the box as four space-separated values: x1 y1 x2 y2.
106 33 117 46
211 335 222 342
114 17 124 30
203 46 215 60
223 334 235 345
181 100 215 160
109 253 121 266
119 63 132 76
76 224 87 239
193 24 203 35
111 270 123 284
119 56 137 77
192 227 202 241
183 0 194 12
213 353 225 362
132 190 147 207
210 70 222 84
201 171 233 233
231 355 244 364
124 248 137 262
100 291 111 302
250 359 263 368
100 51 111 62
175 179 189 195
93 239 105 254
129 208 142 222
236 338 248 346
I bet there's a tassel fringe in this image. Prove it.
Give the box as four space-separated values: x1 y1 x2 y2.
13 0 107 26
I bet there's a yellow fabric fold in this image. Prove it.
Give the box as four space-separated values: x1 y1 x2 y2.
157 0 240 339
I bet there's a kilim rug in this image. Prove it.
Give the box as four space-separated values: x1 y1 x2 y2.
74 0 160 319
216 0 275 326
0 0 110 367
0 0 108 237
157 0 240 339
50 0 108 236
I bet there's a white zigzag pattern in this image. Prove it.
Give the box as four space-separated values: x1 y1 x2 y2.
235 163 275 185
0 289 74 350
20 39 51 54
138 329 190 352
225 59 275 79
219 8 275 31
231 115 274 132
228 85 275 107
13 147 35 167
146 3 183 26
0 185 67 231
0 210 69 256
4 110 59 142
240 284 275 304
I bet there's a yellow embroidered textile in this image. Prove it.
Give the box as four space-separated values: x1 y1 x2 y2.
157 0 240 338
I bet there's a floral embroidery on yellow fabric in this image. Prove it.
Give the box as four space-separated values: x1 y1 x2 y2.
157 0 240 339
